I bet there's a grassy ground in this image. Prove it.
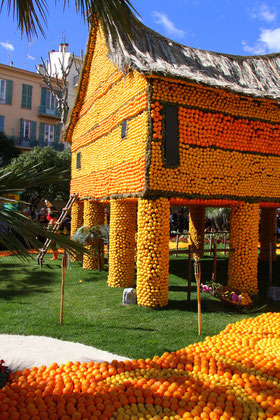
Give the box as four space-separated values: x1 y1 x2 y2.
0 252 279 360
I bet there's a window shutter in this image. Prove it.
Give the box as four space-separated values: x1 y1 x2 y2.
5 80 13 105
39 122 45 144
164 105 179 166
0 115 4 132
27 85 32 109
121 120 127 138
21 84 27 107
76 152 81 169
54 124 61 143
19 118 24 141
40 88 47 113
31 121 37 141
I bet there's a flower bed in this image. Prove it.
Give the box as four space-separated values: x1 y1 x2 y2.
1 313 280 419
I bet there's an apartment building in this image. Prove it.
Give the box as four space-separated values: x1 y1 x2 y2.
0 63 64 152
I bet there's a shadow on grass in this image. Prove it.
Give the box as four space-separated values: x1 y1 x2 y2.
0 262 53 301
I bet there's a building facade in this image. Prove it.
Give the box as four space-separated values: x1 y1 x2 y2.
0 63 64 152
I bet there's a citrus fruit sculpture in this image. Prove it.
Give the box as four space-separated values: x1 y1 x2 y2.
66 19 280 306
1 313 280 419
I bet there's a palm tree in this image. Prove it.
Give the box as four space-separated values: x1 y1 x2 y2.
0 164 86 258
0 0 140 41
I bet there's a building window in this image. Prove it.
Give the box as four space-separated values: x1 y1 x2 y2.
121 120 127 138
76 152 81 169
44 124 55 142
0 115 4 132
0 79 6 104
21 84 32 109
164 105 179 166
46 90 57 114
22 120 31 139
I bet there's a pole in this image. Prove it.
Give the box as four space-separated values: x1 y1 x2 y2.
194 256 201 335
187 245 192 307
175 233 179 257
60 250 67 326
269 242 272 286
212 241 217 282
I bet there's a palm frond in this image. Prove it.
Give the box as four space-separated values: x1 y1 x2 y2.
0 0 48 39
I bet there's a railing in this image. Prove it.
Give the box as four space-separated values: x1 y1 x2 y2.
12 137 65 151
38 105 60 118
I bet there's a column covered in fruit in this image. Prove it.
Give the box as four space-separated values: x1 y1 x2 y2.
71 201 84 237
189 206 205 258
83 200 105 270
228 202 259 294
70 200 84 262
107 199 137 288
136 197 170 307
259 208 277 262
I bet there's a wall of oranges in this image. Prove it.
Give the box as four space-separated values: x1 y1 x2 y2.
69 25 149 199
148 77 280 202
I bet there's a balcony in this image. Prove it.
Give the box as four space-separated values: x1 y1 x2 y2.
38 105 61 119
12 137 66 151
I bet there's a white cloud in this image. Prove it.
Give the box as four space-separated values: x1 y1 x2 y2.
250 2 276 22
0 41 14 51
27 54 35 60
151 11 185 38
243 27 280 54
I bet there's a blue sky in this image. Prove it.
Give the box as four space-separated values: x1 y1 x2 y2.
1 0 280 72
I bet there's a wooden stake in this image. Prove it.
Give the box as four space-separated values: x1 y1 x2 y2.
187 245 192 307
194 256 201 335
212 241 217 283
175 234 179 257
269 242 272 286
60 250 68 326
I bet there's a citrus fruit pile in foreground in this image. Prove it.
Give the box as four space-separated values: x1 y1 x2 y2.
1 313 280 420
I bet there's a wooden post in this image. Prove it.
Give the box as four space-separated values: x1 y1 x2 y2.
187 245 192 307
223 233 226 256
60 250 68 326
194 256 201 336
212 241 217 283
269 242 272 286
209 233 212 256
175 234 179 257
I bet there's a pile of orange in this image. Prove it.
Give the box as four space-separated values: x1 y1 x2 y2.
136 197 170 307
82 201 105 270
1 313 280 419
107 199 137 288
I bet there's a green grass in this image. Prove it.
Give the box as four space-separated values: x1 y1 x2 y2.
0 253 279 360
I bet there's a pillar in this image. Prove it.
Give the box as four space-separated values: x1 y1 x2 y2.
107 199 137 288
70 201 84 237
83 200 105 270
259 208 277 262
228 202 259 295
70 200 84 262
189 206 205 258
136 197 170 307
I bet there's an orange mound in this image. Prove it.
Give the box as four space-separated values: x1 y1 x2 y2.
1 313 280 419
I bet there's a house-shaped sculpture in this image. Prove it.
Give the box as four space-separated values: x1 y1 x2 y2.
64 19 280 307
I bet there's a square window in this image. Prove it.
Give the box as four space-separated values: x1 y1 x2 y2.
44 124 55 142
121 120 127 138
76 152 81 169
0 79 6 104
23 120 31 139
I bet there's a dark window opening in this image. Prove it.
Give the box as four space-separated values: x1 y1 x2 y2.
121 120 127 138
76 152 81 169
164 105 179 166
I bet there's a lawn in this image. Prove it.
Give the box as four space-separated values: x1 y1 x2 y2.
0 252 279 360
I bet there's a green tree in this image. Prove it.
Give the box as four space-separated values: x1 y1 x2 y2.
1 0 140 41
8 146 71 218
0 132 20 166
0 162 86 257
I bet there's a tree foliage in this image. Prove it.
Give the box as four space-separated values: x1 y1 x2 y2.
1 0 140 41
8 146 71 217
0 132 20 166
